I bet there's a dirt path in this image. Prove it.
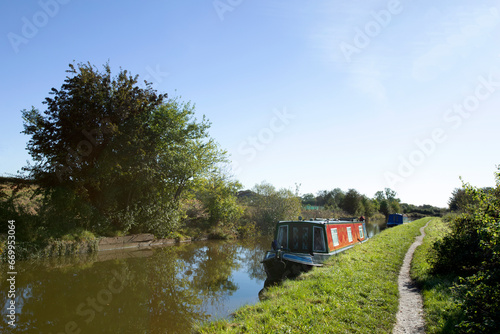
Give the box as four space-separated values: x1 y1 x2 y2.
392 220 430 334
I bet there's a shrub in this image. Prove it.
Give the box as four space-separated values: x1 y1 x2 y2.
432 169 500 333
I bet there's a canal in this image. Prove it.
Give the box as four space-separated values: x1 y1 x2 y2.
1 221 383 333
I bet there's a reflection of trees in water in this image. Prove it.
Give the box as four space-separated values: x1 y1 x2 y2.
144 247 207 334
238 238 270 282
180 242 241 305
366 220 384 237
0 260 150 333
0 239 270 333
139 242 246 332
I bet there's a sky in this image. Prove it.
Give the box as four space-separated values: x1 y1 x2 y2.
1 0 500 208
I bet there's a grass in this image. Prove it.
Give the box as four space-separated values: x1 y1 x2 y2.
197 218 430 334
410 218 464 333
60 228 97 242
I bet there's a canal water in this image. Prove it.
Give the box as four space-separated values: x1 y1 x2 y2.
1 221 382 333
366 218 385 237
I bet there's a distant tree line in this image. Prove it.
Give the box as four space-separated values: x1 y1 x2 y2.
301 187 444 220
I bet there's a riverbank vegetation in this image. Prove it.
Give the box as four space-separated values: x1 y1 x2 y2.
411 167 500 333
197 218 430 333
1 62 443 260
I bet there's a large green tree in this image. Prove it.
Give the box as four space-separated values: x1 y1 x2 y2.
21 62 224 236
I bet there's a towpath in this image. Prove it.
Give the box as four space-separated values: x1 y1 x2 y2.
392 220 430 334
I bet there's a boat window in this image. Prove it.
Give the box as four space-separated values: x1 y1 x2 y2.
292 227 299 250
302 227 309 251
277 225 288 249
359 225 364 239
347 227 353 242
331 228 339 247
313 226 326 252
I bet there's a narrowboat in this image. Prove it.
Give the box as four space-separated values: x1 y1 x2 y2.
387 213 409 227
261 218 368 282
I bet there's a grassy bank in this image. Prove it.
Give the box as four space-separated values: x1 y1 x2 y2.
197 218 430 334
410 218 463 333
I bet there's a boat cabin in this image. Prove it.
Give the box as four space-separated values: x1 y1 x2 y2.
274 219 367 255
387 214 409 227
262 219 368 282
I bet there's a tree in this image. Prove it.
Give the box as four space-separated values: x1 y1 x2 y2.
196 169 243 234
373 188 400 217
448 186 485 212
379 200 390 217
360 195 375 217
342 189 361 215
384 188 397 201
390 200 401 215
21 62 225 237
316 188 344 210
330 188 345 210
251 182 301 234
315 190 330 206
301 193 316 206
374 191 385 202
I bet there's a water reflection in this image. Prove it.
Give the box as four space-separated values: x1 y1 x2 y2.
366 219 385 237
0 238 271 334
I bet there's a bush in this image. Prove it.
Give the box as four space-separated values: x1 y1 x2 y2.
237 221 259 239
432 169 500 333
441 212 459 223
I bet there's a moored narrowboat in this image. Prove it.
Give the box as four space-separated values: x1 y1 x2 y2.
261 218 368 282
387 213 409 227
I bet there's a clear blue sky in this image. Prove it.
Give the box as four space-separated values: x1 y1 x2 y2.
1 0 499 208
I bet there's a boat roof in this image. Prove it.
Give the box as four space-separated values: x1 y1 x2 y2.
278 218 362 225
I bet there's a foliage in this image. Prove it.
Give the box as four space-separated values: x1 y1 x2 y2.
0 181 43 242
300 187 411 219
432 167 500 333
301 193 317 206
448 188 469 212
373 188 401 218
196 170 243 237
441 212 459 223
251 182 302 234
20 62 225 238
316 188 345 211
446 185 493 212
342 188 361 215
237 221 259 239
400 203 445 218
359 195 375 217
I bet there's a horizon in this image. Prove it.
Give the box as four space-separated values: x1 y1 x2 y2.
1 1 499 208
